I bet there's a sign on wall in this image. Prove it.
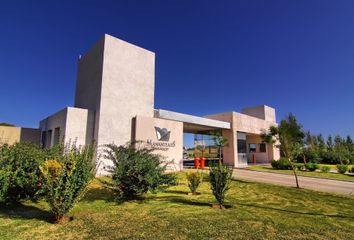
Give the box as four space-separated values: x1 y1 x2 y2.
146 126 175 151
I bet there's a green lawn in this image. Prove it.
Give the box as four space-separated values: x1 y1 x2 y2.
247 165 354 181
0 173 353 240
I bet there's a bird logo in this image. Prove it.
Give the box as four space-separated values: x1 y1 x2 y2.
154 127 171 141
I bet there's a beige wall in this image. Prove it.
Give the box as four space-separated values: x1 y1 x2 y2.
205 109 280 167
246 134 268 163
0 126 40 145
134 116 183 171
39 107 94 148
74 34 155 175
0 126 21 145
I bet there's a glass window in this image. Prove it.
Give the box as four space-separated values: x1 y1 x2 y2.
237 139 247 153
259 143 267 153
249 143 257 153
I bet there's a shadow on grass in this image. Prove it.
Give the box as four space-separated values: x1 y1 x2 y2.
82 178 117 202
146 195 211 207
163 190 190 195
236 202 354 219
0 202 53 223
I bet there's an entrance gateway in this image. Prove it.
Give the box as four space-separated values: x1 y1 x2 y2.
35 34 280 175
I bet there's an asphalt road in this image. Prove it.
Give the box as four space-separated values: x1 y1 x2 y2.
233 169 354 195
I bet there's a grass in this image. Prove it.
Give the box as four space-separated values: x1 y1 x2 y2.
247 165 354 181
0 173 353 240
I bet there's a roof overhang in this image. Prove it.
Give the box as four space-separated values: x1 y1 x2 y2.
154 109 231 133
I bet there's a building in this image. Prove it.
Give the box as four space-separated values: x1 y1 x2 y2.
4 34 280 175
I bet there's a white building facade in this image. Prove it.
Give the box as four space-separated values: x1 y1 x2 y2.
39 34 280 175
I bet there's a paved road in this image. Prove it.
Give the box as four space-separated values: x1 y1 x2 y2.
233 169 354 195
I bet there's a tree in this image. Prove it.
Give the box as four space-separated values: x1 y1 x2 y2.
211 131 228 164
327 135 334 151
261 113 305 188
0 122 15 127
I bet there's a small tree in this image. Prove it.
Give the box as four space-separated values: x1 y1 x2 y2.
261 113 304 188
40 144 96 223
209 162 232 208
211 131 228 163
186 171 203 195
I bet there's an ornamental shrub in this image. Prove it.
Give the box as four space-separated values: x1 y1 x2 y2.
304 163 319 172
336 164 348 174
186 171 203 195
271 158 291 170
0 142 45 203
105 143 176 200
294 163 304 171
209 162 233 206
321 165 331 173
40 144 96 223
348 166 353 173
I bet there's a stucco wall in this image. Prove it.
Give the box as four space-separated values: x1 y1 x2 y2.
39 108 67 147
246 134 269 163
241 105 276 122
65 107 95 147
134 116 183 171
0 126 21 145
39 107 94 148
205 110 280 167
0 126 40 145
20 128 40 144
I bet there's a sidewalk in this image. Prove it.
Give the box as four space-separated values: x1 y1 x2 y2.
233 168 354 195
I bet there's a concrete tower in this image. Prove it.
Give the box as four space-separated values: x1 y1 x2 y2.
74 34 155 173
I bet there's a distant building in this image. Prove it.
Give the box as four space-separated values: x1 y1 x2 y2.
3 34 280 175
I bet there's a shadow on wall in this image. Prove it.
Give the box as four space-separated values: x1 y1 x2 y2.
20 128 41 145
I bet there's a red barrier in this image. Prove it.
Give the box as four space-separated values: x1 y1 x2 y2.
200 157 205 169
252 154 256 164
194 157 200 169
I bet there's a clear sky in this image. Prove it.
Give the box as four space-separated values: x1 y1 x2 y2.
1 0 353 145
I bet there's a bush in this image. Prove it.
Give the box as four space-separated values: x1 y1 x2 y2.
40 144 96 223
294 163 303 171
209 162 232 206
186 171 203 195
0 142 45 203
320 166 331 173
304 163 319 172
348 166 353 173
105 143 176 200
271 158 291 170
336 164 348 174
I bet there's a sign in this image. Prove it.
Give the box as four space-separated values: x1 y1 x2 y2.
146 126 175 151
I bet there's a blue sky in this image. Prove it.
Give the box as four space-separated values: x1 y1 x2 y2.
0 0 353 146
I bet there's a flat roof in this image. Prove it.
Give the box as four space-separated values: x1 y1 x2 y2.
154 109 231 133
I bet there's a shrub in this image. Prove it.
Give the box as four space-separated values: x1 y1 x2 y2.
294 163 303 171
105 143 176 200
320 166 331 173
40 145 96 223
271 158 291 170
304 163 319 172
0 142 45 203
348 166 353 173
186 171 203 195
0 170 11 202
209 162 233 207
336 164 348 174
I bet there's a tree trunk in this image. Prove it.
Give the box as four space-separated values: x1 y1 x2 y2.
218 146 222 165
288 158 300 188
